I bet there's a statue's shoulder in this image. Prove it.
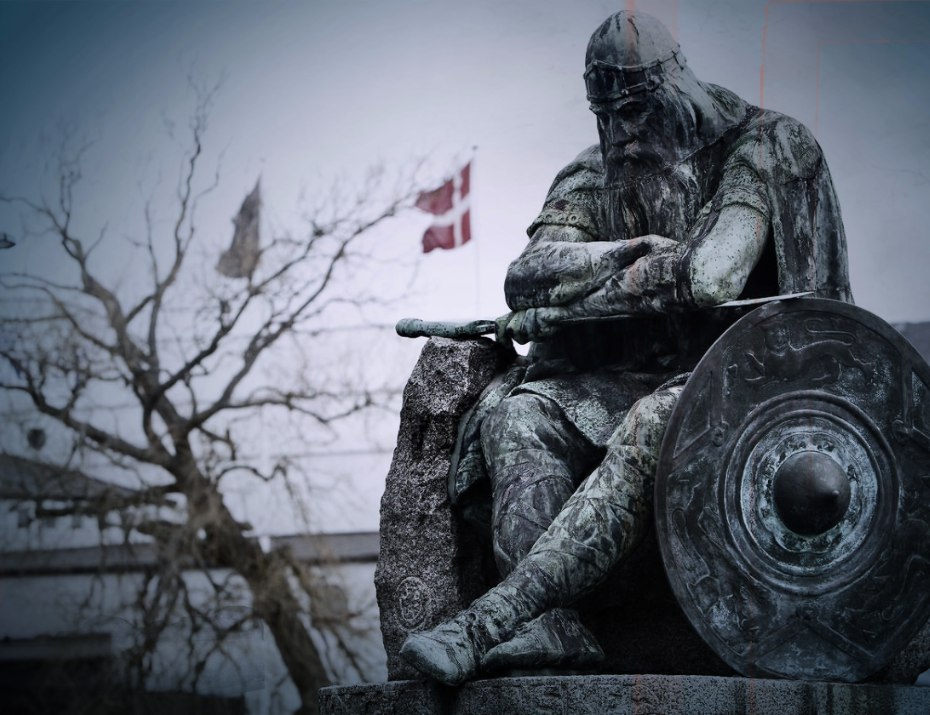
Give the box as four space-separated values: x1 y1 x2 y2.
545 145 604 197
732 107 825 179
528 146 606 239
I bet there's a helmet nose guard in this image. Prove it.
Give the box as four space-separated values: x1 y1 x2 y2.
584 11 687 102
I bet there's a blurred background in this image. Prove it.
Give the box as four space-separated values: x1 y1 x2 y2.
1 1 928 713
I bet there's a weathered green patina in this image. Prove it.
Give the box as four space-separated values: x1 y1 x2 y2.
399 10 850 686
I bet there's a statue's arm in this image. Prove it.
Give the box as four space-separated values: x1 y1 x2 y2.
503 225 677 310
688 203 768 306
501 191 770 344
504 144 676 311
498 146 772 342
546 202 768 317
542 157 771 317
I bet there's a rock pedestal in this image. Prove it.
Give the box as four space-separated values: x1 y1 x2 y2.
319 675 930 715
374 338 502 680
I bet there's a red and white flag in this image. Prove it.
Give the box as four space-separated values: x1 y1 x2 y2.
415 162 471 253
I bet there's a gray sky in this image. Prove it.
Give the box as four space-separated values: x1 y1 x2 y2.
2 0 929 531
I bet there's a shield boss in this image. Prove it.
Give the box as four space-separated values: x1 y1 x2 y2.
655 298 930 681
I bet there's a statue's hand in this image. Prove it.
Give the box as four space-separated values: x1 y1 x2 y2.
496 308 565 345
628 234 679 252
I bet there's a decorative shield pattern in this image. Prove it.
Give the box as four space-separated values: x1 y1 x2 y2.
655 298 930 681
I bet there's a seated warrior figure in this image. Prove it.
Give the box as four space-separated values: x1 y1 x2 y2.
401 11 851 685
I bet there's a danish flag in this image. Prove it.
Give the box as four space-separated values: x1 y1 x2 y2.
415 162 471 253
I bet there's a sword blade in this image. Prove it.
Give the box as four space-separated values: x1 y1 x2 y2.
396 292 815 338
713 291 814 308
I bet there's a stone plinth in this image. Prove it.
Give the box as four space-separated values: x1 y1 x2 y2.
375 337 503 680
319 675 930 715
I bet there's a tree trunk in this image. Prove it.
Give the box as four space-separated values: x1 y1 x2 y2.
250 550 331 715
196 485 331 715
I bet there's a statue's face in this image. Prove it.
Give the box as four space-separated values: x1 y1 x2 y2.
592 96 654 163
592 86 692 176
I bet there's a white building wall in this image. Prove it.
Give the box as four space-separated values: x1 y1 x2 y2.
0 557 385 714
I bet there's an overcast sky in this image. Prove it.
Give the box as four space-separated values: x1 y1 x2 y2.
2 0 929 530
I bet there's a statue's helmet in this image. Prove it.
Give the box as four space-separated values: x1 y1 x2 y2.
584 12 687 103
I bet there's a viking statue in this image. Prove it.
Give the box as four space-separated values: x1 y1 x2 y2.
400 11 850 685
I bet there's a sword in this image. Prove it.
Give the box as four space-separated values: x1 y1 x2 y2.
395 292 814 339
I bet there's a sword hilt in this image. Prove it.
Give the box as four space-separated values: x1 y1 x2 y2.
395 317 497 339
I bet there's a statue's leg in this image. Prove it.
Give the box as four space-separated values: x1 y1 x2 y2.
508 383 684 604
481 393 605 671
482 392 599 576
400 383 684 685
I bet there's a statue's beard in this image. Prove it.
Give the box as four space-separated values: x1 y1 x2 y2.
604 142 669 182
602 141 703 242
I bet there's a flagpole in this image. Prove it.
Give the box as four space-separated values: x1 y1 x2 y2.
472 147 480 316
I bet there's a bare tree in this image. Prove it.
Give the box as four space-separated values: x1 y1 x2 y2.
0 92 422 714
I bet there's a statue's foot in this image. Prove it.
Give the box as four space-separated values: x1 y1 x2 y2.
481 607 604 672
400 619 481 686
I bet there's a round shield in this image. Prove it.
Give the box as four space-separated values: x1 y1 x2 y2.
655 298 930 682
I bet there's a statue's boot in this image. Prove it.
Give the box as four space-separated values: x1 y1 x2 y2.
400 582 537 686
481 607 604 671
399 619 483 686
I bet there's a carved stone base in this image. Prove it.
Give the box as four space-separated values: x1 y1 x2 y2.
375 337 504 680
319 675 930 715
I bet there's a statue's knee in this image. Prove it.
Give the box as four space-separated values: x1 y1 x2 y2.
481 393 551 454
610 386 684 452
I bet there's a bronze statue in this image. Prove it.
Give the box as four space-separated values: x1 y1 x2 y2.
400 11 851 686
